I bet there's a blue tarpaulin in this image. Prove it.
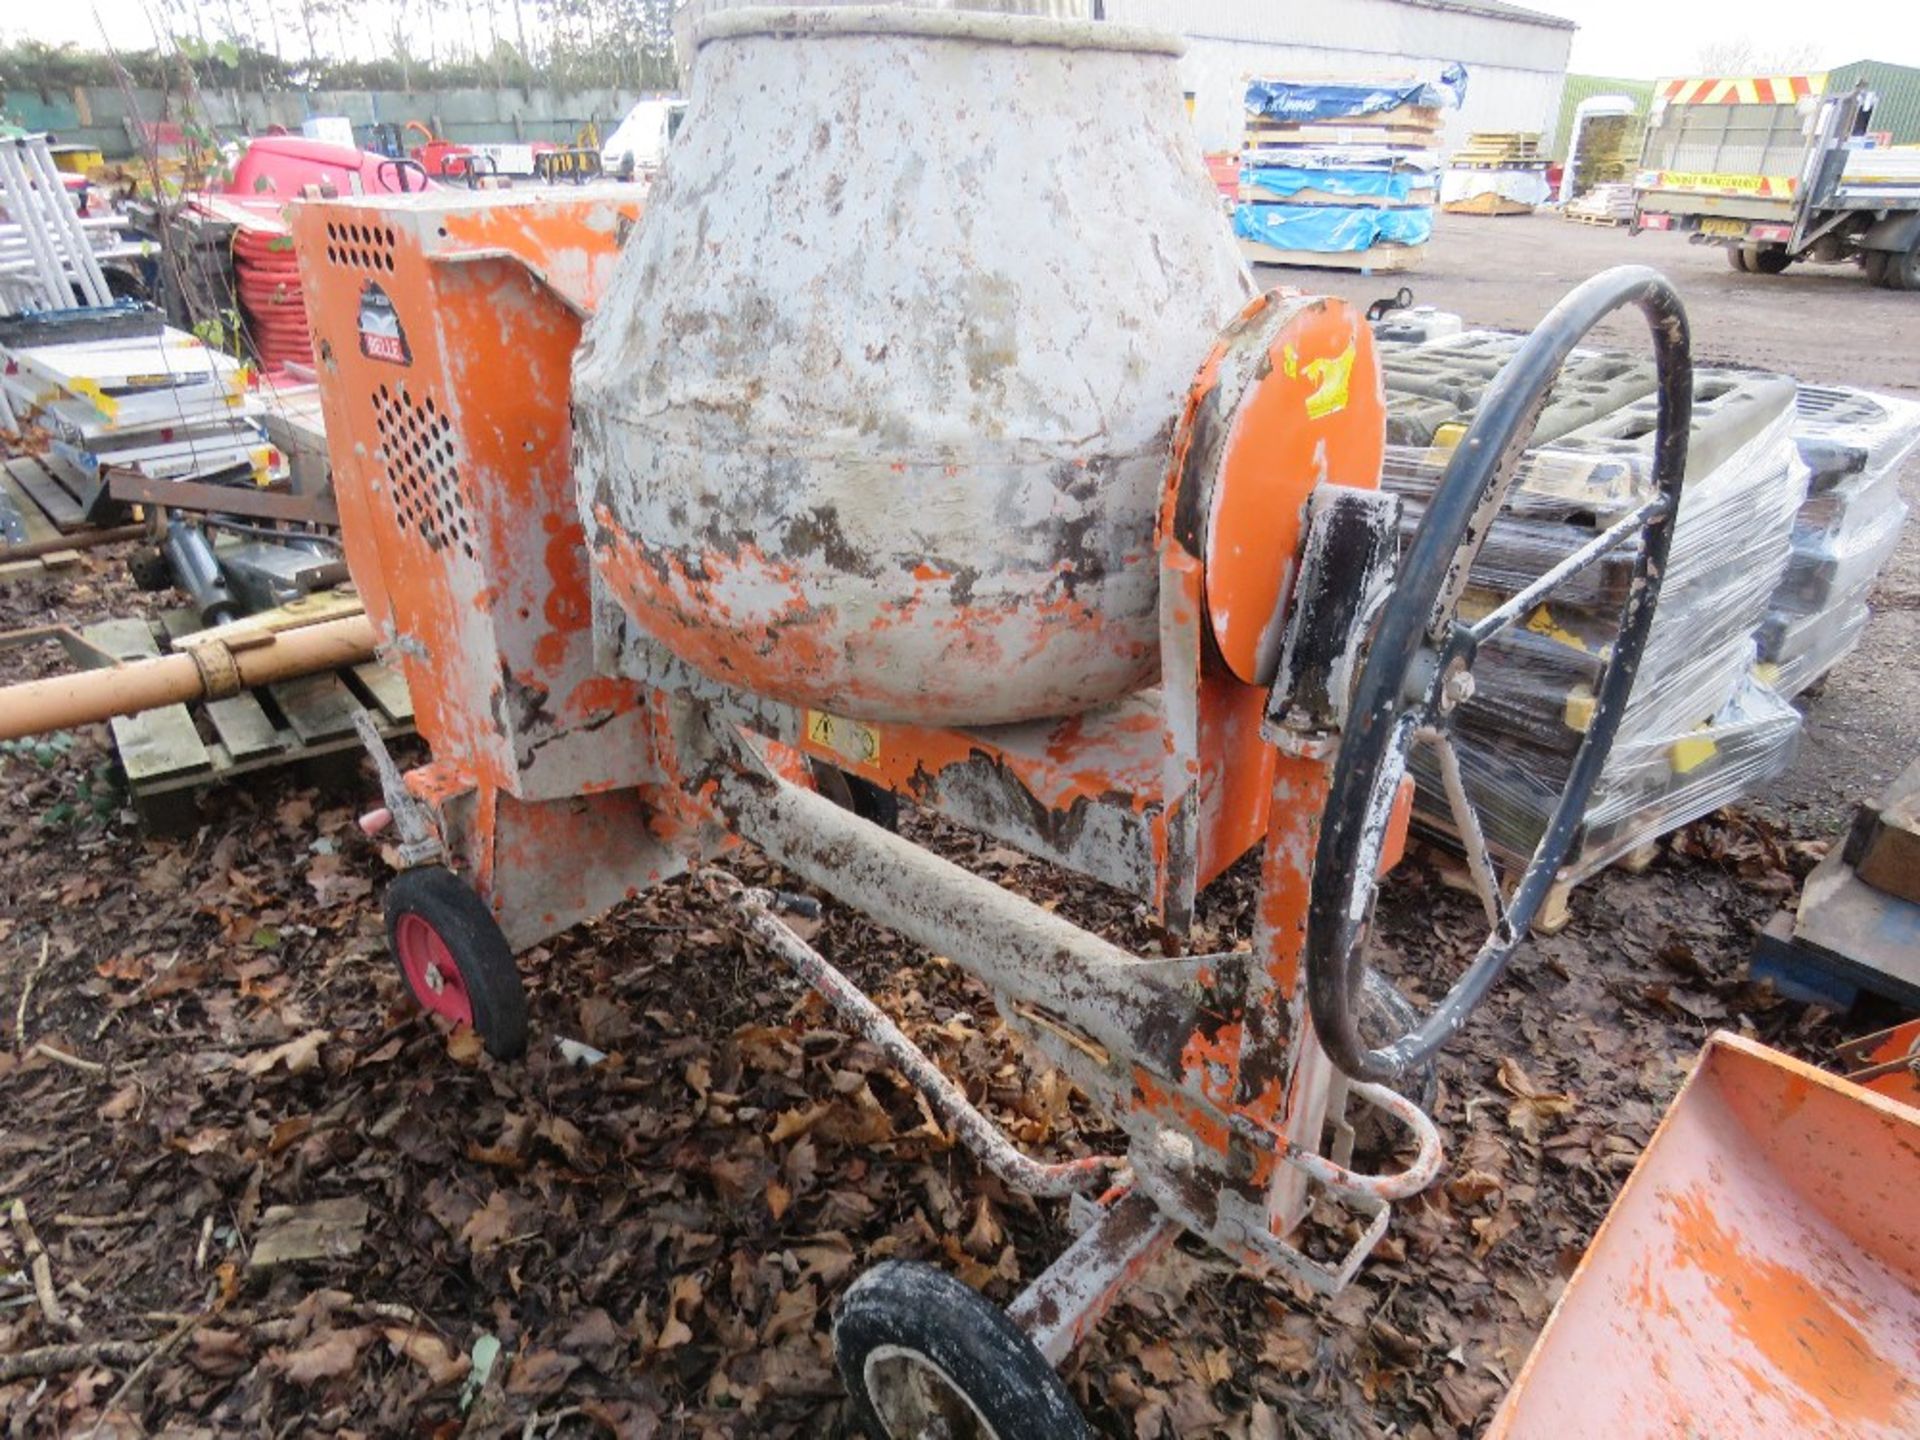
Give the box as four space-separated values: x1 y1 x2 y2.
1232 203 1434 253
1240 167 1427 202
1244 66 1468 122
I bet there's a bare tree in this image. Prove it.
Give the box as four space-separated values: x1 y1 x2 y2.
1692 39 1826 75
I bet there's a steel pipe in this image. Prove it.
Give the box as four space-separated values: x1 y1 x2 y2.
730 884 1122 1199
0 523 149 561
0 614 377 741
714 760 1183 1065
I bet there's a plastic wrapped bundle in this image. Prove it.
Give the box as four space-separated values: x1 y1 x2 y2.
1757 604 1871 699
1231 202 1433 253
1413 676 1803 875
1384 388 1805 755
1755 385 1920 695
1377 329 1656 444
1385 380 1805 877
1792 384 1920 494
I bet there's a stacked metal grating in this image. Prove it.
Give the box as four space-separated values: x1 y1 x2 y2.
1370 326 1910 883
1233 71 1462 273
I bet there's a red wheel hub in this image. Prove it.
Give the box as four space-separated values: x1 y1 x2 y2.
394 913 476 1026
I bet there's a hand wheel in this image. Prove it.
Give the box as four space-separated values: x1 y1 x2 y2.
1307 265 1693 1086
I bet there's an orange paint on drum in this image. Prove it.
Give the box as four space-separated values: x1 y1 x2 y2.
1202 298 1386 687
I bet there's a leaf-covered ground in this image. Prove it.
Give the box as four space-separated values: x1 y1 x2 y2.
0 550 1863 1438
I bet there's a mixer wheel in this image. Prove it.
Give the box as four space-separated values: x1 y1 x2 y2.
385 866 528 1060
834 1262 1090 1440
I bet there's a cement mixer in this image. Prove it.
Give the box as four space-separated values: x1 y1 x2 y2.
290 8 1693 1434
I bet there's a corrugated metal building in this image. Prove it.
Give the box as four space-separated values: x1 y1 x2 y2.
1827 60 1920 145
1102 0 1576 154
674 1 1577 155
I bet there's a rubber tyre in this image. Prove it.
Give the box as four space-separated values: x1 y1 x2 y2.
1725 245 1750 272
1883 239 1920 292
384 865 529 1059
1746 245 1792 275
1863 249 1892 287
835 1262 1091 1440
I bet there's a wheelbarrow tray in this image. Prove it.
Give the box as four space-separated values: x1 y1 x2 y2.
1488 1030 1920 1438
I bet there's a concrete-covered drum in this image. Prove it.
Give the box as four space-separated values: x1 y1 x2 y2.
574 4 1251 725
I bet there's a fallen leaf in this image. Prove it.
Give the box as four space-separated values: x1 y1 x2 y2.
276 1326 369 1385
770 1103 830 1144
446 1027 486 1065
505 1346 579 1397
460 1190 514 1254
238 1029 329 1077
384 1326 470 1388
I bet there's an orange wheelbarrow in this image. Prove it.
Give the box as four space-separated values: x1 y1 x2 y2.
1491 1031 1920 1438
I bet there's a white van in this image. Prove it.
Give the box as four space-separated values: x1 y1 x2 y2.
601 98 688 180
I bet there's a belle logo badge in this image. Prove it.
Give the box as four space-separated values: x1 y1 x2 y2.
357 280 412 366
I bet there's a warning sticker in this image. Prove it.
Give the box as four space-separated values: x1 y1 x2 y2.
357 280 412 365
806 709 881 765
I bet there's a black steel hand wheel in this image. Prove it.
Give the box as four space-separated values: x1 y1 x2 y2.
1307 266 1693 1086
834 1262 1090 1440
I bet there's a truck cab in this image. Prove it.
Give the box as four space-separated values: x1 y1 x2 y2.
1632 75 1920 288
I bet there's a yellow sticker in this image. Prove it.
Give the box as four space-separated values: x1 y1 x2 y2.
805 709 880 764
1563 684 1596 733
1527 605 1595 656
1651 170 1794 195
1302 343 1355 421
1670 733 1719 774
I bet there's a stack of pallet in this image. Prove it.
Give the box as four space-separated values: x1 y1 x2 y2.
1757 386 1919 696
1567 112 1641 195
1372 326 1830 920
1565 181 1636 225
1234 71 1462 274
1441 132 1552 215
0 308 284 505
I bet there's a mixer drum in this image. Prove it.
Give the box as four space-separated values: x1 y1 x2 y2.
574 5 1252 726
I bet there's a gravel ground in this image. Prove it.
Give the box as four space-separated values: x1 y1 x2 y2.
1285 210 1920 836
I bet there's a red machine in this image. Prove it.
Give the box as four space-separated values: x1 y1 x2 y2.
291 13 1696 1435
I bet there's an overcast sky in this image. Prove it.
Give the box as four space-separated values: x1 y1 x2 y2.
5 1 1919 79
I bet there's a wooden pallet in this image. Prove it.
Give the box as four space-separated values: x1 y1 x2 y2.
80 607 413 833
1239 185 1436 209
1441 193 1537 217
1246 121 1441 148
0 456 87 581
1564 210 1628 227
1236 238 1424 273
1535 842 1660 935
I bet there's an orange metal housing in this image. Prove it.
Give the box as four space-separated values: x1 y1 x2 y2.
291 189 651 804
291 190 734 946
